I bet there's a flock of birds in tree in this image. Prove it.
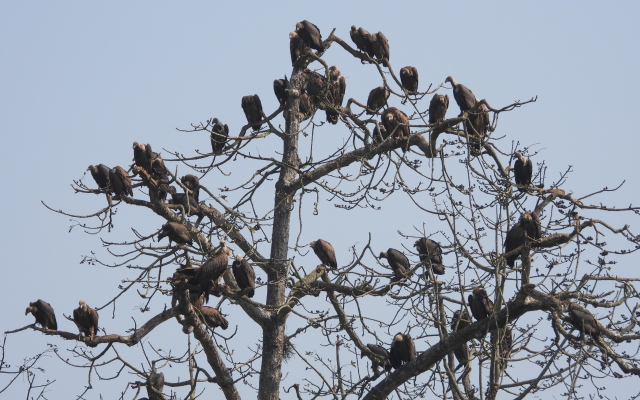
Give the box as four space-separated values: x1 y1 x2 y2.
23 20 604 393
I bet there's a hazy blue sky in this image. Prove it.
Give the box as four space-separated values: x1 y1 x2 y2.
2 2 639 399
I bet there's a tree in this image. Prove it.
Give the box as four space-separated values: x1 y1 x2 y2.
6 20 640 400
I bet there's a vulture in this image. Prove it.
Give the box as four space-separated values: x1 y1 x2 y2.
200 306 229 329
513 152 533 192
132 142 153 172
303 68 326 98
210 118 229 154
298 92 316 121
468 287 494 321
232 255 256 298
158 221 192 246
445 76 477 114
310 239 337 269
428 94 449 125
109 166 133 197
349 26 371 55
180 174 200 202
241 94 264 132
366 86 390 115
87 164 111 190
273 75 290 107
504 211 542 267
451 310 472 366
378 248 410 279
381 107 409 139
400 66 419 93
289 31 308 66
25 299 57 330
295 20 323 52
148 153 172 202
389 333 416 369
491 326 513 372
373 123 388 144
146 370 165 400
72 300 99 339
169 192 202 218
414 238 445 275
566 308 600 340
364 31 390 63
467 101 490 137
326 65 346 124
193 241 231 302
361 343 392 373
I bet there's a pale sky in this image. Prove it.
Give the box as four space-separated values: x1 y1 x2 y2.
2 2 639 399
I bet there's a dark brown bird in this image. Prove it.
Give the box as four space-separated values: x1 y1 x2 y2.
373 122 388 144
25 299 57 330
169 192 202 218
381 107 409 139
513 152 533 192
72 300 99 339
303 68 326 98
491 326 513 372
298 92 316 121
400 66 419 93
566 308 600 340
428 94 449 125
451 310 473 366
414 238 445 275
364 31 390 62
468 287 494 321
310 239 337 269
193 241 231 302
232 255 256 298
389 333 416 369
289 31 308 66
295 20 323 52
199 306 229 330
350 26 371 55
445 76 477 114
109 166 133 197
210 118 229 155
326 65 346 124
180 174 200 202
366 86 390 115
378 248 410 279
87 164 111 190
241 94 264 132
158 221 192 246
361 343 392 373
467 101 490 137
132 142 153 172
504 211 542 267
273 75 290 107
146 370 164 400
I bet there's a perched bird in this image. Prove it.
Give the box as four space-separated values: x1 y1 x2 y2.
241 94 264 132
193 241 231 302
298 92 316 121
25 299 57 330
72 300 99 339
109 166 133 197
326 65 346 124
504 211 542 267
361 343 392 373
295 20 323 52
146 370 164 400
400 66 419 93
389 333 416 369
303 68 326 98
414 238 445 275
366 86 390 115
87 164 111 190
273 75 290 107
289 31 308 66
378 248 410 279
491 326 513 373
451 310 472 367
381 107 409 139
428 94 449 125
210 118 229 154
364 31 390 62
132 142 153 172
310 239 337 269
350 26 371 54
565 307 600 340
513 152 533 192
232 255 256 298
180 174 200 202
467 101 490 137
468 287 494 321
445 76 477 114
169 192 202 218
200 306 229 329
158 221 192 246
372 122 388 144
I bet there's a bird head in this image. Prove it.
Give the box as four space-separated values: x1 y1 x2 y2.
79 300 87 310
309 241 316 247
25 306 34 315
350 25 357 33
235 254 243 262
393 333 404 343
378 251 387 259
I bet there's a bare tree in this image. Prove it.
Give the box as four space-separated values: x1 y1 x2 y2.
7 22 640 400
